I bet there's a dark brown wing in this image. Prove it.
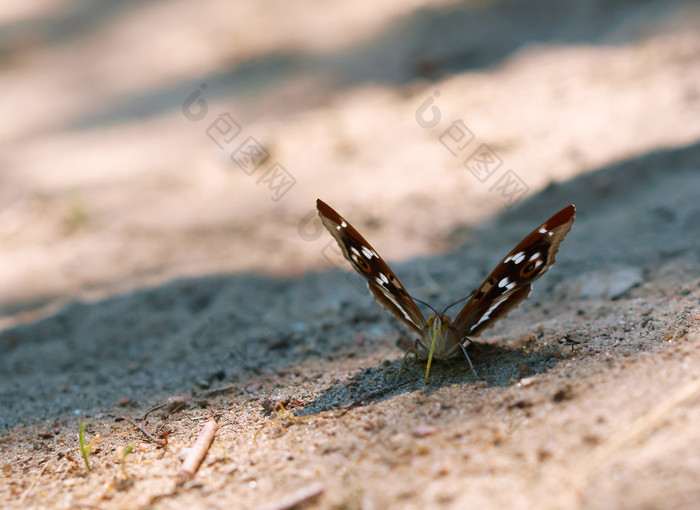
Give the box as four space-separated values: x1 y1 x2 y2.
452 204 575 338
317 199 426 334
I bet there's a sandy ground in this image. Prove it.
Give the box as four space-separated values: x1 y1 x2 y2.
1 1 700 509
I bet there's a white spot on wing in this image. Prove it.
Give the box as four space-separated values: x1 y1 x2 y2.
341 221 347 227
498 277 516 291
361 247 376 259
529 252 540 261
376 273 389 285
538 227 548 234
383 290 413 321
336 225 341 230
470 296 507 331
511 251 526 264
350 247 361 256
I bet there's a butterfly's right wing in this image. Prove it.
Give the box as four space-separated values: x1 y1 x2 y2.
451 205 576 338
317 199 427 335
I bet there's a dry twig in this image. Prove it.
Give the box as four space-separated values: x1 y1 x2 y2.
125 419 168 446
18 461 50 504
196 383 239 397
571 376 700 503
261 482 325 510
179 417 218 483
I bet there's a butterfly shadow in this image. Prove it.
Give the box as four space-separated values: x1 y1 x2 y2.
294 337 566 417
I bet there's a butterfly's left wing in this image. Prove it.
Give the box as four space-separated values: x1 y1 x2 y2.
316 199 427 335
452 205 575 338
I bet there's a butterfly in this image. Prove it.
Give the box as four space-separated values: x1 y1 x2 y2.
316 199 576 383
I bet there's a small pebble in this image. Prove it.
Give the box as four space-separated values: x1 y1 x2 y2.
520 377 535 387
411 424 440 438
246 383 263 393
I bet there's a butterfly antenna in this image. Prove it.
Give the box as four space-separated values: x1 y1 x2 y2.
441 291 474 315
410 295 439 316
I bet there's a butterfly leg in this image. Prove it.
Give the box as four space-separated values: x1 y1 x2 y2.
459 342 479 379
395 341 419 384
464 337 482 351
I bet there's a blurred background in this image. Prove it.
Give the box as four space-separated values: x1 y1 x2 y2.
3 4 700 508
1 0 699 319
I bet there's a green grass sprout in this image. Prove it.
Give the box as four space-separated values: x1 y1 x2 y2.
78 423 91 472
120 443 134 478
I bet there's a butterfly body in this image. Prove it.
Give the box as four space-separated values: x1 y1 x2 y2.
400 314 467 362
316 199 575 383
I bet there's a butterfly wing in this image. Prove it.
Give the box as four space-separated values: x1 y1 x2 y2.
316 199 427 335
452 204 576 338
